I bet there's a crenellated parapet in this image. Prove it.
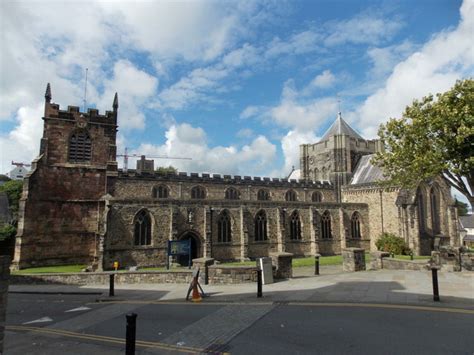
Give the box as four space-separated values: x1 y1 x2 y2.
118 169 334 189
45 102 117 126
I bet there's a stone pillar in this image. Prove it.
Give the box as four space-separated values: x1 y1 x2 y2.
240 206 249 261
339 208 347 250
0 256 11 354
270 252 293 279
342 248 366 272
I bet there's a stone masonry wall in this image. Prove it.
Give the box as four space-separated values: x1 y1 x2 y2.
342 186 401 251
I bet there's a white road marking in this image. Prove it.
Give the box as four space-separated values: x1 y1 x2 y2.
23 317 53 325
65 306 91 313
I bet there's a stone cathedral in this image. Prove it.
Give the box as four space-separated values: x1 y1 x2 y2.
11 85 459 270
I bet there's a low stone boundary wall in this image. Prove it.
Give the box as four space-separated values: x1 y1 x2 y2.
208 266 258 284
10 271 194 285
380 258 428 271
10 265 265 286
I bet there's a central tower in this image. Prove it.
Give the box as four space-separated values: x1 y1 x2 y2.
300 113 381 202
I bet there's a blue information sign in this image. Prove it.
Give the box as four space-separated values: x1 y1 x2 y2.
167 240 191 269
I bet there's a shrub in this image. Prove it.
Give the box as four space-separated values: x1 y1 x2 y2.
376 233 410 255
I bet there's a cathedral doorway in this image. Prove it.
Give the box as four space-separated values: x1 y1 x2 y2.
178 231 201 266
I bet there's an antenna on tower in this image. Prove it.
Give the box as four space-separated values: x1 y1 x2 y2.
83 68 88 112
337 94 341 113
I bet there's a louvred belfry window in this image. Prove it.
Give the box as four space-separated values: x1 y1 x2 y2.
69 131 92 163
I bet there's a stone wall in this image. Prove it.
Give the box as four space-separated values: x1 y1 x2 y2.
0 256 11 354
11 271 193 285
380 258 429 271
10 267 263 285
343 186 401 251
106 198 369 266
207 266 258 284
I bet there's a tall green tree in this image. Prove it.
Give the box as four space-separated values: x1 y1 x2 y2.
0 179 23 217
375 79 474 209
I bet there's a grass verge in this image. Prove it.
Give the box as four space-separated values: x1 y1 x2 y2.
12 264 86 274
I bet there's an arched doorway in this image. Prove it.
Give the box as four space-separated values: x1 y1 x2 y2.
178 231 201 266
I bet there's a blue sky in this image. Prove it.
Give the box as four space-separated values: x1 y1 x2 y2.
0 0 472 181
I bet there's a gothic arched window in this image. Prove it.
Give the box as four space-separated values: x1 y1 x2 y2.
191 186 206 199
225 187 239 200
321 210 332 239
430 187 440 234
134 210 151 246
255 210 267 241
285 190 297 202
351 212 361 239
257 189 270 201
68 130 91 163
218 210 232 243
153 185 169 198
312 191 322 202
290 210 301 240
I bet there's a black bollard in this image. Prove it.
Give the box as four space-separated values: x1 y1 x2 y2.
315 254 320 276
109 273 115 297
431 268 440 302
257 269 263 298
204 264 209 285
126 313 137 355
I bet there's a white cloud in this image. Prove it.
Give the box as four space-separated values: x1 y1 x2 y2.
324 12 403 46
0 104 43 173
308 70 336 89
356 0 474 138
99 60 158 130
280 130 319 176
135 123 277 176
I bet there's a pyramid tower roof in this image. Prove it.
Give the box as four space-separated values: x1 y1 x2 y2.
320 112 364 141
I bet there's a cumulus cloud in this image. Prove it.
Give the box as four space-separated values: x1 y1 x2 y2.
356 0 474 138
309 70 336 89
135 123 277 176
324 12 403 46
280 130 319 176
98 60 158 130
0 104 43 173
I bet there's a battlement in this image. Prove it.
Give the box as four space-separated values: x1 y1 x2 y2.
43 83 118 125
118 169 333 189
45 103 117 124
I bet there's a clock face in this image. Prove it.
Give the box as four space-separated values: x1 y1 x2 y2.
309 157 314 164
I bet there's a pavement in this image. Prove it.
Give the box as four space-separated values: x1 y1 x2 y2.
8 265 474 309
4 266 474 354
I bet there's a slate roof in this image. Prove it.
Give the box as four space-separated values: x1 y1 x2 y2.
320 113 364 142
350 154 386 185
459 215 474 229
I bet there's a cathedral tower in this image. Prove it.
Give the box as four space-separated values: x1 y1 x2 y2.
12 84 118 269
300 113 380 202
